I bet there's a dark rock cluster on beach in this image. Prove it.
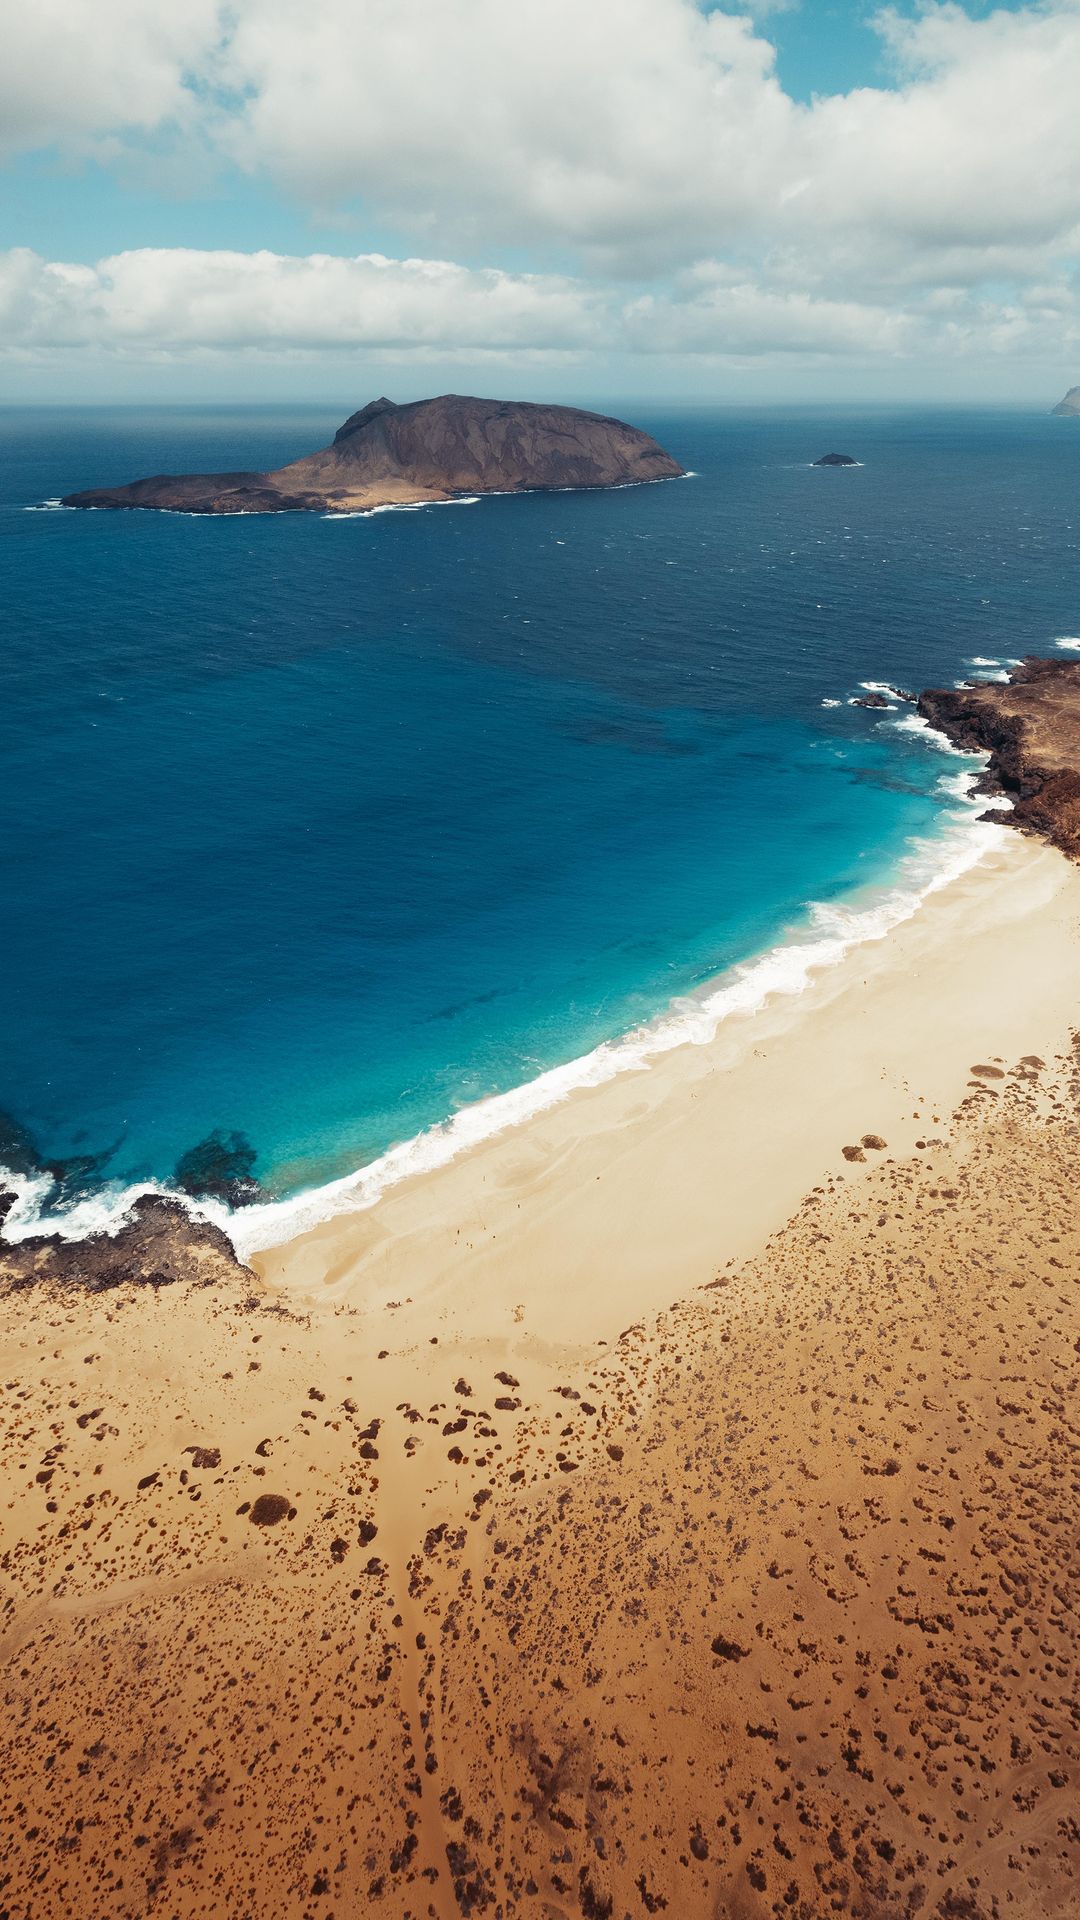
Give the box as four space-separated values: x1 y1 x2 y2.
174 1128 262 1208
0 1193 248 1295
0 1112 259 1291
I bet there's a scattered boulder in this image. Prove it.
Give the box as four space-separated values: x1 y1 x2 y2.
249 1494 291 1527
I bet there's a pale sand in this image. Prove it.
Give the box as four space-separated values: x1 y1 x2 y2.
254 834 1080 1354
2 831 1079 1919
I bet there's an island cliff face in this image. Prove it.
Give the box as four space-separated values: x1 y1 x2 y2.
920 656 1080 857
1051 386 1080 416
61 394 684 515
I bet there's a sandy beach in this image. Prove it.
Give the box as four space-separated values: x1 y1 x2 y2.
2 829 1079 1918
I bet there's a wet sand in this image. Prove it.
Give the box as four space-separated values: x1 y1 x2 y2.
1 833 1079 1918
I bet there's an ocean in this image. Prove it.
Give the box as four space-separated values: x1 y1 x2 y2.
1 403 1077 1249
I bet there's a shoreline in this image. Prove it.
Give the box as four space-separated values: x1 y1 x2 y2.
251 828 1080 1353
0 740 1008 1255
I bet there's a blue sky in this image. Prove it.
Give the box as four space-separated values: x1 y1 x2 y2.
2 0 1078 403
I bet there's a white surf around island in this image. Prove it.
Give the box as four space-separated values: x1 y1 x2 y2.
0 717 1011 1261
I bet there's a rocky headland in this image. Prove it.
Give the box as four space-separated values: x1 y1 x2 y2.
920 655 1080 856
1051 386 1080 416
0 1192 248 1295
60 394 684 515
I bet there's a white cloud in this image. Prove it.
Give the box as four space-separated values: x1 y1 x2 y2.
624 282 916 356
213 0 1080 286
2 1 1080 380
0 247 603 352
800 2 1080 263
0 0 223 154
2 245 1077 373
216 0 793 269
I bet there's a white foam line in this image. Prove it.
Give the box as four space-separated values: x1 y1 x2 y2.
323 496 482 519
1055 637 1080 652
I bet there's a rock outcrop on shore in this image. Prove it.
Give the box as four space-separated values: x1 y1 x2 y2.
0 1193 248 1294
920 655 1080 856
60 394 684 515
1051 386 1080 415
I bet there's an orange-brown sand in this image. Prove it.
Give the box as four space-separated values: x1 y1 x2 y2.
2 838 1079 1919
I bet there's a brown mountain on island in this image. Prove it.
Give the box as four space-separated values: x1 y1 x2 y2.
920 654 1080 856
1051 386 1080 416
61 394 684 515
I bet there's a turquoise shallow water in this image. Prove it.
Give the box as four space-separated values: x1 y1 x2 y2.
1 404 1077 1233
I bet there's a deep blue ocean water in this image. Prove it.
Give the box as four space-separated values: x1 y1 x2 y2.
1 404 1077 1235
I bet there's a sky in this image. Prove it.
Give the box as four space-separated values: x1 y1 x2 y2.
1 0 1079 405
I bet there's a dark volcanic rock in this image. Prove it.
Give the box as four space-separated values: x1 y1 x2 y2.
853 691 890 709
0 1195 249 1295
61 395 684 515
813 452 860 467
919 656 1080 857
0 1108 125 1208
174 1128 262 1208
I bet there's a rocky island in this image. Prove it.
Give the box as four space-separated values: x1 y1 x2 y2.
61 393 684 515
920 655 1080 856
1051 386 1080 416
812 451 859 466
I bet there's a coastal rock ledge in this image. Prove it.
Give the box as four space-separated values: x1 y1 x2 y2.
61 394 685 515
919 656 1080 857
0 1193 249 1295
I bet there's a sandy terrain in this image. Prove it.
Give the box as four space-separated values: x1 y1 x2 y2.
1 834 1079 1918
